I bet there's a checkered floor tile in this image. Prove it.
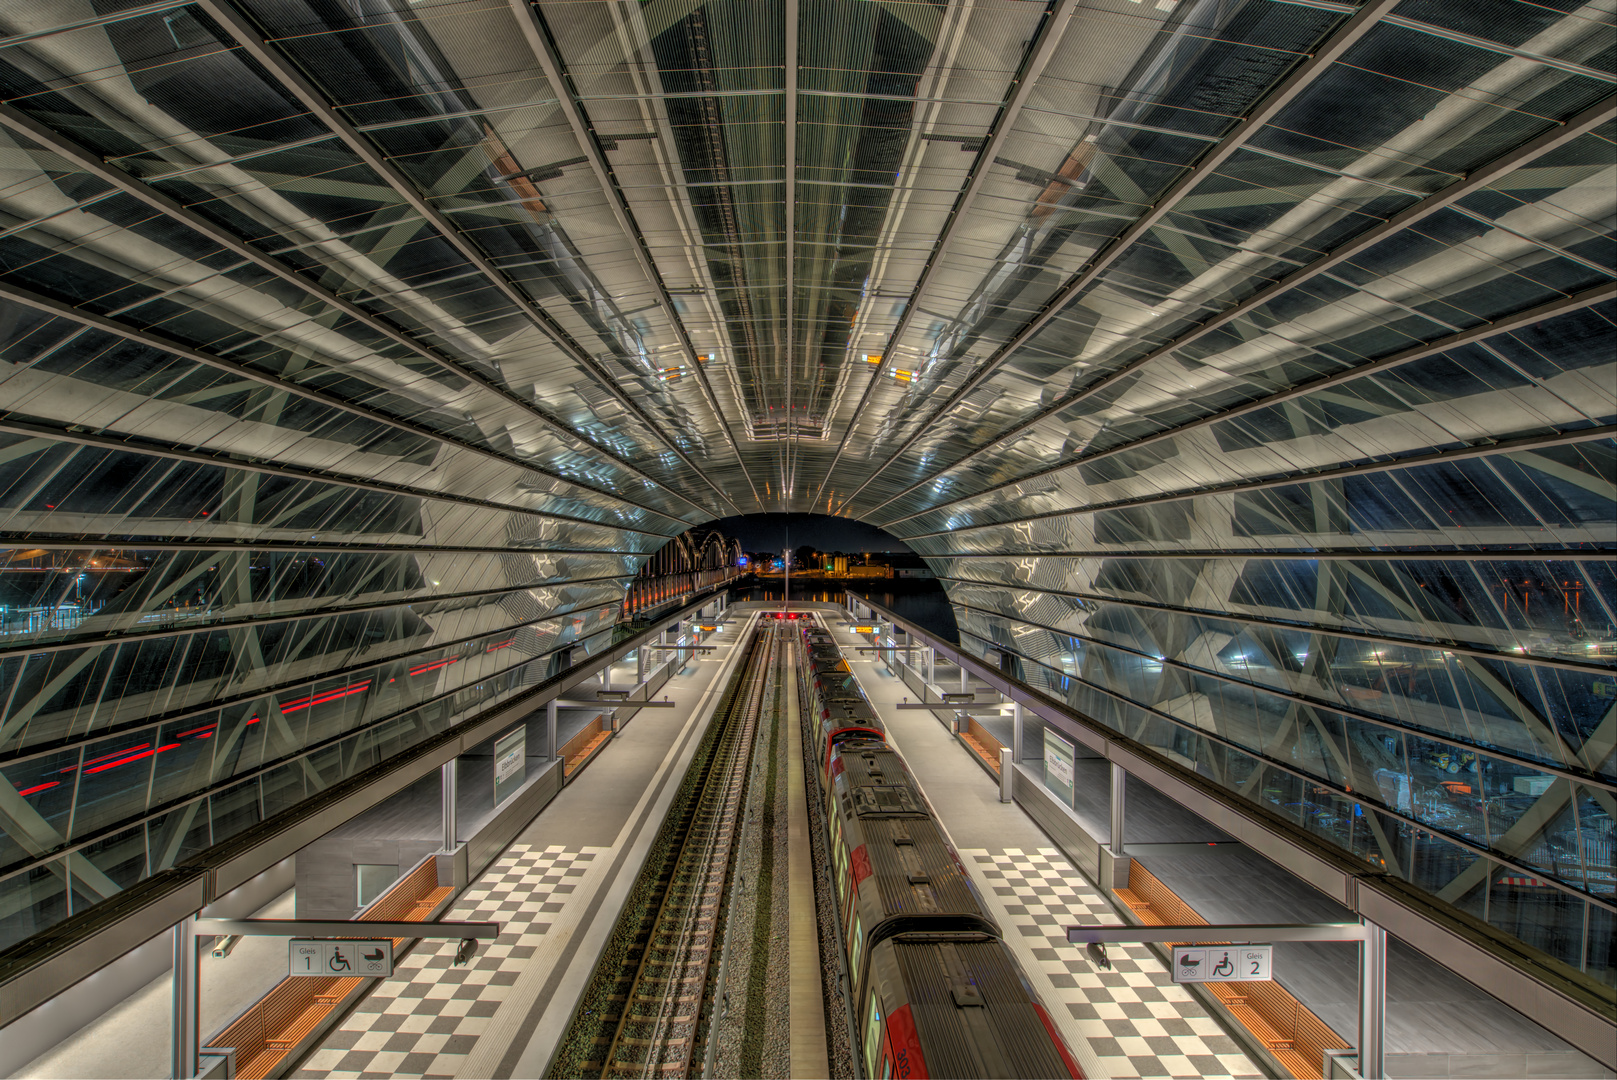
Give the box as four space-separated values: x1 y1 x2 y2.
966 847 1264 1080
292 845 603 1080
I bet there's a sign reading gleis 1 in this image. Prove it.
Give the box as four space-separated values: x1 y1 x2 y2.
289 939 393 978
1171 944 1272 983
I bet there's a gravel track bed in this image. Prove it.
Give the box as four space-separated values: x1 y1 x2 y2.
710 655 792 1078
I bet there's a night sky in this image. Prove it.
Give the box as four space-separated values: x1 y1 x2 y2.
705 513 913 554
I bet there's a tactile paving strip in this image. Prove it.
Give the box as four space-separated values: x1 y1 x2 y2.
968 847 1265 1080
292 845 602 1080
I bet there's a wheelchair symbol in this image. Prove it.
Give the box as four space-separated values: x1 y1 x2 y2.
328 947 352 972
1212 954 1234 978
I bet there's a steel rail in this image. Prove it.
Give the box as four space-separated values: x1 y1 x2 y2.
809 0 1079 506
193 0 741 516
505 0 761 505
592 626 773 1077
0 103 719 522
831 0 1406 512
860 97 1617 521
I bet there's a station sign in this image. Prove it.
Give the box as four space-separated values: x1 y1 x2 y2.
851 625 877 633
1170 944 1271 983
290 939 393 978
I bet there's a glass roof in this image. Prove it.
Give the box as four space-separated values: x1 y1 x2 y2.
0 0 1611 1004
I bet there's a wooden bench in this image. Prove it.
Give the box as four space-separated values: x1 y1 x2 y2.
204 857 452 1078
957 730 1001 773
1115 862 1349 1079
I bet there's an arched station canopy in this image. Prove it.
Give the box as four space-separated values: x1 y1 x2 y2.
0 0 1611 1014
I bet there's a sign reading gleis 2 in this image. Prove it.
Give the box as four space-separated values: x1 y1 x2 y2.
1171 944 1272 983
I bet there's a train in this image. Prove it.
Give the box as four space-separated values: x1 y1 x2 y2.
778 612 1083 1079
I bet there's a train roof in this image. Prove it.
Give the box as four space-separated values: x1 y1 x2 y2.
885 936 1079 1079
822 701 879 727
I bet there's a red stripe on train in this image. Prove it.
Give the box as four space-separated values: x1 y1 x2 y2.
887 1004 929 1079
851 844 873 890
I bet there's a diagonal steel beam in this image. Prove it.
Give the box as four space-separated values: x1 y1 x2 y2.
924 549 1617 562
0 575 627 662
0 539 638 555
946 597 1614 790
937 574 1617 678
0 277 692 529
900 422 1617 540
0 103 719 521
831 0 1406 512
506 0 760 506
809 0 1079 506
0 417 675 538
878 277 1617 527
862 94 1617 520
193 0 741 516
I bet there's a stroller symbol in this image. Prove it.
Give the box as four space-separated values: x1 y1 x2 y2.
1180 954 1201 972
362 948 385 962
328 947 351 972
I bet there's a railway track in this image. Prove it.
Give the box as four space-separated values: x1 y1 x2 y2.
556 624 779 1079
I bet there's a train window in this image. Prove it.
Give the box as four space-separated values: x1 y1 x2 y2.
863 990 883 1080
849 915 862 981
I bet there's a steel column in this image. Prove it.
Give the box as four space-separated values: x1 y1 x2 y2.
1110 762 1126 856
441 760 457 851
1359 918 1388 1079
547 701 559 763
171 918 198 1079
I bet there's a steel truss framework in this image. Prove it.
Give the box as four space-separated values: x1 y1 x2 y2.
0 0 1610 1044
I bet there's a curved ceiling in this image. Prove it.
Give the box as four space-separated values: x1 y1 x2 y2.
0 0 1612 1004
